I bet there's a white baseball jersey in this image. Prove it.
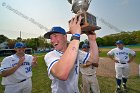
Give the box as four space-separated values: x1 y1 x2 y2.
107 47 135 79
79 52 100 93
107 47 136 64
0 54 33 85
44 50 90 93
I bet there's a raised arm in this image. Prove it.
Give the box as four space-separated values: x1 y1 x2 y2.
50 15 82 80
87 32 99 66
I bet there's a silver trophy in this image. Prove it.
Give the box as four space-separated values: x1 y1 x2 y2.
67 0 101 34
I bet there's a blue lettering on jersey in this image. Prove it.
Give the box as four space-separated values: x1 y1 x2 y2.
22 62 30 65
25 66 32 73
12 62 30 67
116 52 128 55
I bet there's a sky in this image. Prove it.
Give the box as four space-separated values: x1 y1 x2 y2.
0 0 140 41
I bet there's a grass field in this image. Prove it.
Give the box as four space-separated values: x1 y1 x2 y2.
0 49 140 93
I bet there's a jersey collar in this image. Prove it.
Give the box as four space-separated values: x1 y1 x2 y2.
55 50 63 54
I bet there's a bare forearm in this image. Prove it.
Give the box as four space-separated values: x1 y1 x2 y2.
1 64 21 77
82 61 98 67
89 40 99 63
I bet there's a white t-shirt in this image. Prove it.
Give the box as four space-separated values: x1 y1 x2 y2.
0 54 33 85
44 50 90 93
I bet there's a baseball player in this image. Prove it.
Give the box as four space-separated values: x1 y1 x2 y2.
44 15 99 93
107 40 136 93
0 42 37 93
80 43 100 93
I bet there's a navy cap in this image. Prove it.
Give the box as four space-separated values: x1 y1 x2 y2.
82 44 89 49
14 42 26 48
115 40 124 44
44 26 66 39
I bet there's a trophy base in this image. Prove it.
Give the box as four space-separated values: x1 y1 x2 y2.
67 12 101 34
81 24 101 34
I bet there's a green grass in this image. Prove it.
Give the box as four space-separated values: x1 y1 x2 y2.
0 57 4 62
0 53 140 93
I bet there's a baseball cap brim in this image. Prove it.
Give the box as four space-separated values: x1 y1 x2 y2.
115 42 124 44
44 26 66 39
44 32 62 39
116 43 122 44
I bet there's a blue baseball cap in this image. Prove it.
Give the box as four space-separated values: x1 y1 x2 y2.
14 42 26 48
82 44 89 49
44 26 66 39
115 40 124 44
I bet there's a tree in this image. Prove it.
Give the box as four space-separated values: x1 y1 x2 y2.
0 35 8 43
96 37 104 46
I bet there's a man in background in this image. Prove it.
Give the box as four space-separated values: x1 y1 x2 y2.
107 40 136 93
0 42 37 93
80 43 100 93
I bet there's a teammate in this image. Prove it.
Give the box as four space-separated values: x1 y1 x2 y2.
44 15 99 93
80 43 100 93
0 42 37 93
107 40 136 93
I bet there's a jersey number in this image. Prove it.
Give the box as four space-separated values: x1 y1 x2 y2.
124 56 128 59
25 66 31 73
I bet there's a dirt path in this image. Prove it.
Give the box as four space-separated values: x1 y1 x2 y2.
96 57 139 77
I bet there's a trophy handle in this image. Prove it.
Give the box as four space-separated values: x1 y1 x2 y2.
88 0 92 5
85 0 92 6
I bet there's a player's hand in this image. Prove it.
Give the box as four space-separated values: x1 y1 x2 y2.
18 56 25 66
114 60 119 63
128 60 131 63
86 31 96 41
32 56 38 67
69 15 82 34
80 64 89 68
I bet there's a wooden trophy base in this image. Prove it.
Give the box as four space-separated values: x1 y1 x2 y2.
67 12 101 34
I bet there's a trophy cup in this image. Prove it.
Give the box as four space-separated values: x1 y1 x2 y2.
67 0 101 34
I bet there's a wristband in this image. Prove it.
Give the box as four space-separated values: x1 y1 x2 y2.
70 36 80 41
72 33 80 37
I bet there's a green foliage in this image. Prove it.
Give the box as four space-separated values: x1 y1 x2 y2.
97 30 140 46
96 37 104 46
0 35 8 43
